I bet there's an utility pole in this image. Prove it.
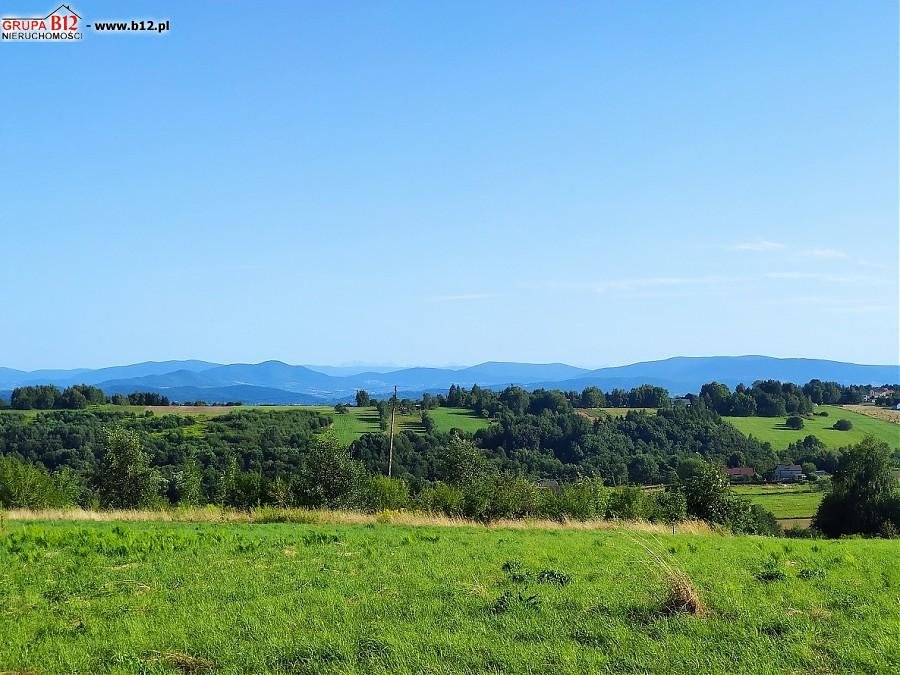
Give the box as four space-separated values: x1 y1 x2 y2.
388 384 396 477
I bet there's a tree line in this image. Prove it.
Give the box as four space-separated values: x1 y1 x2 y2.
3 385 171 409
697 379 885 417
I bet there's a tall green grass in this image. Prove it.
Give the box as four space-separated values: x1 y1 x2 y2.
0 520 897 673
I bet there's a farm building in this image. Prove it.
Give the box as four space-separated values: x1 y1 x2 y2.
865 387 894 402
723 467 755 482
774 464 804 482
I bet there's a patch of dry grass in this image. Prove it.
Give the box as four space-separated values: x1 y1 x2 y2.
148 651 216 673
630 534 707 616
2 506 713 534
842 404 900 425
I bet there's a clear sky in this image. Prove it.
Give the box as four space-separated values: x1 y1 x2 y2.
2 1 897 370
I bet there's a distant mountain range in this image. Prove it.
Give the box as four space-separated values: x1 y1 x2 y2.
1 356 897 405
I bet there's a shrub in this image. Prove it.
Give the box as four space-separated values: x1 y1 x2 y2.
363 476 410 512
833 419 852 431
0 457 81 508
785 416 804 430
647 489 687 524
606 486 648 520
555 478 609 521
293 436 369 509
813 437 899 537
460 474 539 521
415 481 464 516
682 463 730 523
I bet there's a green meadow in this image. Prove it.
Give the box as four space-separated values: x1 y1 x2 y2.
305 405 490 444
0 519 897 673
581 407 658 418
731 484 824 523
724 405 900 451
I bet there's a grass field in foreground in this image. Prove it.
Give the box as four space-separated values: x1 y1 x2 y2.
731 484 823 520
724 405 900 451
0 520 897 673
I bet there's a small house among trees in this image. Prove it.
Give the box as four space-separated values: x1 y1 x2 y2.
774 464 804 482
723 467 755 482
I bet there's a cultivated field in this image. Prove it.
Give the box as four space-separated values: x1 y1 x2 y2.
841 404 900 425
724 405 900 451
0 519 897 673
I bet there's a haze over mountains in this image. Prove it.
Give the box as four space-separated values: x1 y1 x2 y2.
1 356 897 405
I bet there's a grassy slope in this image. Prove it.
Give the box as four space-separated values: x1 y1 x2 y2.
428 406 492 434
0 521 897 673
307 406 490 444
732 485 823 519
724 405 900 451
581 407 658 418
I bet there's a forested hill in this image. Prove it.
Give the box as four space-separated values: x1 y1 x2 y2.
1 356 897 405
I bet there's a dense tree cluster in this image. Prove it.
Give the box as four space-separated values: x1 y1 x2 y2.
443 384 670 416
350 398 778 486
699 380 813 417
8 385 170 410
10 384 107 410
0 408 330 507
698 379 894 417
814 438 899 537
801 380 882 406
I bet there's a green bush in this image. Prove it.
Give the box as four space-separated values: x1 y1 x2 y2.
833 419 852 431
813 438 899 537
606 486 648 520
363 476 410 512
416 481 464 516
785 416 804 430
0 457 81 508
556 478 610 521
647 489 687 524
460 474 539 521
292 436 369 509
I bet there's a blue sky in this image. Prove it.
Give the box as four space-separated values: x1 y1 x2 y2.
2 1 897 370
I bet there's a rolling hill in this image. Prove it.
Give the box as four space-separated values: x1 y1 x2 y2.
1 356 896 404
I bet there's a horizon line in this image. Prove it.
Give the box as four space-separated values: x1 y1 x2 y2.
3 353 899 375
